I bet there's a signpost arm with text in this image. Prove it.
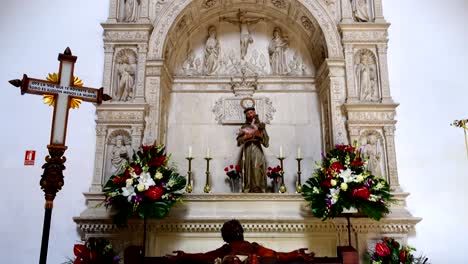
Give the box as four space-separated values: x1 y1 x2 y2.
8 47 111 264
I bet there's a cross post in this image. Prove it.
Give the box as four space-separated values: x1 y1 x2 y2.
8 47 111 264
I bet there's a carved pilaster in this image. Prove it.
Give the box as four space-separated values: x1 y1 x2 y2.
139 0 151 23
108 0 118 22
90 124 108 192
377 44 393 103
344 44 358 102
383 126 400 189
142 76 161 145
131 125 144 148
103 44 115 96
340 0 354 23
373 0 386 23
135 44 148 102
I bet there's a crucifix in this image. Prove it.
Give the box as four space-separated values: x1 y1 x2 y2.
9 47 111 264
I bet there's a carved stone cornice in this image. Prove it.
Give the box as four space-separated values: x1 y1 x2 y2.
340 23 390 43
102 23 153 43
96 104 147 124
344 103 399 124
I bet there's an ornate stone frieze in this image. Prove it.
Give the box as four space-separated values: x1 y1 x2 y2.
104 30 149 42
347 111 395 122
97 110 145 123
341 30 388 43
213 96 275 125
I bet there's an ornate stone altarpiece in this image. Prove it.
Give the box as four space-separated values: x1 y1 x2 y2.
75 0 420 261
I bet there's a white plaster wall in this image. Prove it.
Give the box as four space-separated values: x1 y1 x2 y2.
0 0 467 263
166 91 322 193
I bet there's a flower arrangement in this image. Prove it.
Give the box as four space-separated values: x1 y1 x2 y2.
224 164 241 180
64 238 119 264
267 165 282 183
103 144 186 226
367 237 429 264
302 144 392 220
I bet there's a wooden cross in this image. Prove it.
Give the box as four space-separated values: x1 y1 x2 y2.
8 47 110 264
9 47 111 146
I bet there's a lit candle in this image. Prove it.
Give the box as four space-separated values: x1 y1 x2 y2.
206 147 211 158
297 147 302 159
188 146 192 158
279 146 284 158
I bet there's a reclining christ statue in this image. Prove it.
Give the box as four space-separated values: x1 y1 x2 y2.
168 220 314 264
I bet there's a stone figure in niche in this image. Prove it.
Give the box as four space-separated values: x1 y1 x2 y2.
268 27 289 75
204 26 220 75
237 104 269 193
168 220 314 263
110 135 130 171
361 134 383 178
355 52 379 102
115 53 135 101
351 0 371 22
221 10 264 60
123 0 140 22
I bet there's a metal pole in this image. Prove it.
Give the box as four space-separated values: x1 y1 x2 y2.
39 207 53 264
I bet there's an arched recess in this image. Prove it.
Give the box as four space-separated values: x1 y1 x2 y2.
147 0 343 61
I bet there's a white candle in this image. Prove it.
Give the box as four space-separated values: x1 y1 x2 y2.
279 146 284 158
297 147 302 159
188 146 192 158
206 147 211 158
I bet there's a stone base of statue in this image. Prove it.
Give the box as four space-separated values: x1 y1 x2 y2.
230 178 242 193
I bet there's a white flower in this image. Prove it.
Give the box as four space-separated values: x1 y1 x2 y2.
155 172 163 180
328 188 340 204
339 168 354 183
312 187 320 194
121 181 136 201
375 182 384 190
356 175 364 183
139 172 156 190
340 182 348 191
130 171 139 178
137 183 145 192
167 177 177 188
331 179 337 186
369 194 379 202
126 178 133 186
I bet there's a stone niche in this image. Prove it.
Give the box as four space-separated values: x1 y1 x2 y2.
75 0 420 261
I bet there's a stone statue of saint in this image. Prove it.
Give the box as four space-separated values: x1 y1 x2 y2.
361 134 383 178
237 107 269 193
355 53 378 102
204 26 220 75
110 135 130 171
115 55 135 101
221 10 263 60
123 0 140 22
351 0 371 22
268 27 289 75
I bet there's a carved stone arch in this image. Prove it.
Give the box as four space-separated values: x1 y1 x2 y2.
147 0 343 60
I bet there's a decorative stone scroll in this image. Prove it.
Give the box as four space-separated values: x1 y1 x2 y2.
213 96 275 125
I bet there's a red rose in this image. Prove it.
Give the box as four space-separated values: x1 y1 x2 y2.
112 176 127 185
73 244 89 259
344 146 355 152
375 242 390 257
350 158 363 167
268 166 272 171
224 167 229 172
330 162 344 173
145 186 164 200
399 249 408 263
149 155 166 167
141 145 152 154
322 179 331 188
130 163 142 175
235 165 241 172
352 187 370 199
267 171 271 177
230 164 234 169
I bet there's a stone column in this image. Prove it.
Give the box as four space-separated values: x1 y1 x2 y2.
90 124 108 192
344 44 358 102
383 125 400 190
377 44 393 103
135 43 148 103
373 0 386 23
340 0 354 23
107 0 118 23
102 44 115 96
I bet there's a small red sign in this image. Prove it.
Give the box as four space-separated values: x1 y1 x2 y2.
24 150 36 166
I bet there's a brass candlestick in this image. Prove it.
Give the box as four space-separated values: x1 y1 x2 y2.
278 157 287 193
185 157 194 193
296 158 303 193
204 157 212 193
